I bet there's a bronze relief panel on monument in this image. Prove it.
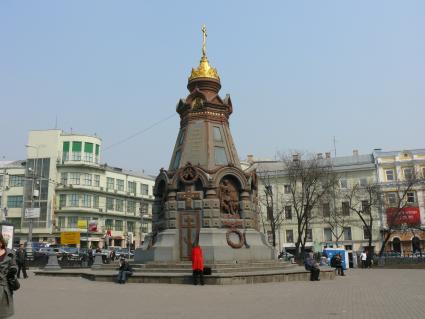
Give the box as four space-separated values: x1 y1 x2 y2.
219 177 240 219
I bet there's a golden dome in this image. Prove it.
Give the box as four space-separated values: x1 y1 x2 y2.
189 56 220 81
188 24 220 81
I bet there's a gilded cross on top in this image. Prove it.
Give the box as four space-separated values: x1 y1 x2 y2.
202 24 207 57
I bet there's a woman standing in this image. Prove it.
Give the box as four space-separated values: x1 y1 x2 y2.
191 245 204 285
0 233 17 318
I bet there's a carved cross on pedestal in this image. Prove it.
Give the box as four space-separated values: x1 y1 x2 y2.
181 190 198 209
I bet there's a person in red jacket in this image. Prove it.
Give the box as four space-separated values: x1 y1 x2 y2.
191 245 204 285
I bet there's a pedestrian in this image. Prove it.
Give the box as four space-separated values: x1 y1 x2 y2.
16 244 28 279
0 233 18 318
360 250 367 269
116 257 132 284
110 249 116 261
332 253 345 276
304 252 320 281
191 244 204 285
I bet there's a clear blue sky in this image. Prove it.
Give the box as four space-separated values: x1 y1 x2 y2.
1 1 424 174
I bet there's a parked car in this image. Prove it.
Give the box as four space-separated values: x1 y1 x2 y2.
37 247 68 259
115 248 134 259
278 251 294 261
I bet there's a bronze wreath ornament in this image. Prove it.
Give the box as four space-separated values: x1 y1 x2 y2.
226 229 245 249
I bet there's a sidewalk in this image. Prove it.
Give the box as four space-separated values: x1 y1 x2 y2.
13 268 425 319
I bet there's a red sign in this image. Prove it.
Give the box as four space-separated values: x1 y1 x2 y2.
386 207 421 226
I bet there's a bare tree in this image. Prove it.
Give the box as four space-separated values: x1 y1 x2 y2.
379 170 423 256
257 172 285 249
344 183 381 262
282 153 338 259
321 194 348 247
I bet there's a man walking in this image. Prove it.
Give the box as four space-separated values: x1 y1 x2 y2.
16 244 28 279
360 250 367 269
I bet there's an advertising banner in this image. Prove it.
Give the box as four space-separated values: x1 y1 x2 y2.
1 224 14 249
77 219 88 229
88 220 98 232
386 207 421 226
25 208 40 219
60 232 80 245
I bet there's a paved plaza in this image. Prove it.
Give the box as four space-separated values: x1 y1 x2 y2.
13 269 425 319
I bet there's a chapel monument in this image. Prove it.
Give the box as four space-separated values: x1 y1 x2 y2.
135 26 273 264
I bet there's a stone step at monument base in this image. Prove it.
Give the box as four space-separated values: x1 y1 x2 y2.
34 266 335 284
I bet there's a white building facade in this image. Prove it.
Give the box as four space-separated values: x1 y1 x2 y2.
1 129 155 248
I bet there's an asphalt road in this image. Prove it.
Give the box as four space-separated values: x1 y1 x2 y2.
12 268 425 319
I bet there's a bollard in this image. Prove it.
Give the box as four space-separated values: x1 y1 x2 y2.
91 253 104 269
44 252 61 271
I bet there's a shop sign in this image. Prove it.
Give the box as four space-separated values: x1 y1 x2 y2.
60 232 80 245
386 207 421 226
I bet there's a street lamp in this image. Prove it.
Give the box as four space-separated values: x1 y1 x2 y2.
24 144 44 259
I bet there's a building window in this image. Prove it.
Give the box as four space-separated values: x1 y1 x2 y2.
61 173 68 185
58 216 65 228
177 130 185 145
105 219 113 230
127 221 135 233
343 227 352 241
59 194 67 208
106 197 114 211
127 201 136 214
173 150 181 170
386 193 397 207
9 175 25 187
284 184 291 194
342 201 350 216
115 220 123 231
340 179 348 189
69 194 79 207
107 177 114 190
214 147 228 165
82 174 92 186
324 228 333 242
285 206 292 219
68 217 78 228
286 230 294 243
82 194 91 208
0 175 3 187
385 169 394 181
116 199 124 212
84 142 94 162
422 167 425 179
404 168 413 180
322 203 330 217
306 229 313 242
93 195 99 208
7 196 23 208
359 178 368 187
213 126 222 141
141 184 149 196
363 226 371 240
407 191 416 204
361 200 370 214
94 175 100 187
72 141 82 161
128 181 136 194
116 179 124 191
69 173 80 185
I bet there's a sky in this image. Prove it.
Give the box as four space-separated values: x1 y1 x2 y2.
1 1 424 175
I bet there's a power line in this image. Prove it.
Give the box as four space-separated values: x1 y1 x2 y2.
103 113 177 152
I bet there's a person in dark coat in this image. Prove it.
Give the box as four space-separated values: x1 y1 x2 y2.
16 244 28 279
191 245 204 285
332 253 345 276
305 252 320 281
117 257 133 284
0 233 18 319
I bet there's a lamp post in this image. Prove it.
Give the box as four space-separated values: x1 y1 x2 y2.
25 144 42 260
139 198 149 247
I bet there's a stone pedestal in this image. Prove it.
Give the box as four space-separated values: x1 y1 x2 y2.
44 252 61 271
91 253 104 269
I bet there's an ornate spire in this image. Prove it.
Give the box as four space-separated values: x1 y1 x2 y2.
189 24 220 81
